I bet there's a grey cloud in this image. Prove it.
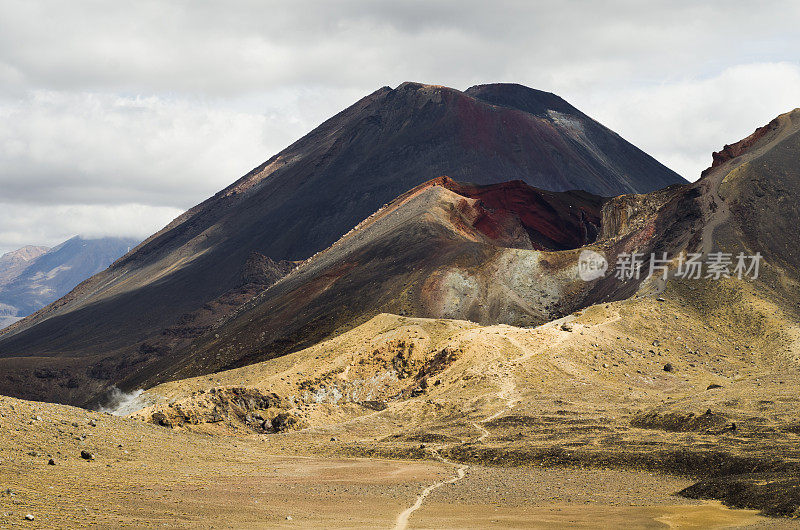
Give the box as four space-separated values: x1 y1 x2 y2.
0 0 798 251
1 1 797 96
0 202 183 256
0 90 341 208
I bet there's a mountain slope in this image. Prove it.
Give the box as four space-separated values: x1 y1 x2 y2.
0 176 613 404
125 110 800 520
115 177 609 391
126 108 800 398
0 82 684 405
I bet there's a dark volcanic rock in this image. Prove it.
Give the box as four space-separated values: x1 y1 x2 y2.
631 409 730 433
680 473 800 517
239 252 295 286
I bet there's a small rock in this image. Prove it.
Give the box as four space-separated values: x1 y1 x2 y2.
707 383 723 390
34 416 42 422
48 459 56 466
561 322 574 332
25 514 34 521
286 515 293 521
330 437 338 442
80 450 95 461
663 363 674 373
656 297 666 302
88 419 97 427
602 363 609 368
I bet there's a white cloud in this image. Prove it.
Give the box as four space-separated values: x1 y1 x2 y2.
0 91 315 207
581 63 800 179
0 0 798 251
1 1 798 97
0 202 183 255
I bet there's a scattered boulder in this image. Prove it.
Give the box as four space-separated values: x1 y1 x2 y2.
707 383 723 390
151 412 173 428
48 459 55 466
561 322 574 332
80 450 95 461
663 363 674 373
409 386 425 397
25 514 35 521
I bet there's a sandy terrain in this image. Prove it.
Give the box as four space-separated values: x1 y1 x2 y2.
4 266 792 527
1 395 790 529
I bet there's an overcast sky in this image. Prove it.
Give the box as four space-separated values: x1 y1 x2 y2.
1 0 799 255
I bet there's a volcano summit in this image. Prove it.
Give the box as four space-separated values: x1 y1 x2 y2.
0 82 685 406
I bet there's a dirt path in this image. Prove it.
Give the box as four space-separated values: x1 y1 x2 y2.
393 448 468 530
395 330 539 528
700 170 731 256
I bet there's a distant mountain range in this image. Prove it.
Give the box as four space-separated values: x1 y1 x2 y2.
0 236 138 329
0 245 50 286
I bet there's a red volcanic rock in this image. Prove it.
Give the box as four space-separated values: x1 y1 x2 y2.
711 117 781 169
390 176 604 251
440 178 604 250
